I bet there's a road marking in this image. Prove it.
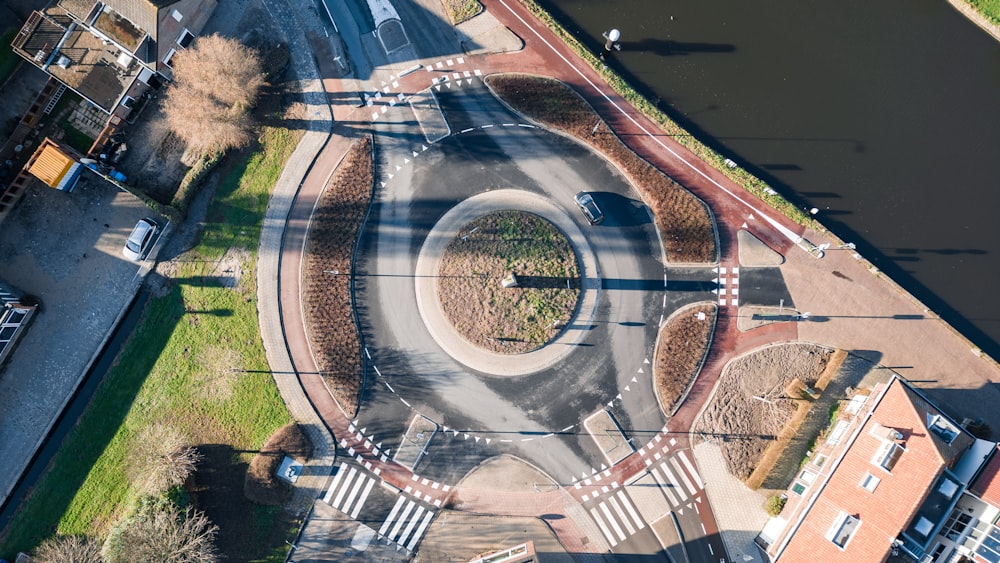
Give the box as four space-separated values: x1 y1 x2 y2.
407 510 435 550
331 467 357 508
671 457 699 497
323 463 349 503
591 506 618 547
677 450 703 488
599 502 627 542
379 497 407 536
650 465 679 505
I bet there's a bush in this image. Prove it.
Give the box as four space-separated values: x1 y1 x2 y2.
765 494 787 517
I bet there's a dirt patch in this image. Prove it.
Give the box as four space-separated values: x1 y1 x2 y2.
436 210 580 354
301 137 372 417
486 74 716 264
694 343 833 480
244 423 313 506
654 302 718 415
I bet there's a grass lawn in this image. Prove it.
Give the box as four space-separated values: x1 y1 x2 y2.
0 126 301 561
0 29 21 86
969 0 1000 24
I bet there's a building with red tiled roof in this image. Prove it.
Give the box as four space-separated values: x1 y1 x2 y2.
759 375 997 562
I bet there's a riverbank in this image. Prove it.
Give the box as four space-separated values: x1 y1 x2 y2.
951 0 1000 41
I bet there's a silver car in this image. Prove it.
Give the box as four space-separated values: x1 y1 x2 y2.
123 218 158 261
574 192 604 225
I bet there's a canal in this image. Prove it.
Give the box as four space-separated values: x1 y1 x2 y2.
540 0 1000 359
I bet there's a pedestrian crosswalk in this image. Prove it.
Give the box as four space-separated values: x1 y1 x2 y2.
647 452 703 509
323 462 437 552
588 489 647 548
323 463 377 518
378 495 435 552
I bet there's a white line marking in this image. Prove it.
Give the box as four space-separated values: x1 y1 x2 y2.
678 450 703 488
385 382 395 393
671 457 699 497
398 505 425 546
650 466 679 505
388 500 416 540
331 467 357 508
608 495 636 536
379 497 407 536
617 490 645 530
351 477 376 518
599 502 627 542
517 123 535 128
400 398 411 407
407 510 435 550
323 463 348 503
461 127 474 133
660 463 688 502
342 472 368 513
590 507 618 547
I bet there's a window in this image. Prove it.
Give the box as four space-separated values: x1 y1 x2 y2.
812 453 828 468
162 48 176 66
177 29 194 48
873 440 903 472
171 8 183 21
826 511 861 549
791 482 807 495
799 470 817 485
929 414 959 444
826 420 849 446
860 472 881 493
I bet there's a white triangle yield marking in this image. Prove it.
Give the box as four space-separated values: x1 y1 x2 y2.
381 181 386 187
442 426 449 433
395 165 401 171
463 433 469 440
474 436 481 443
445 83 452 89
404 158 410 164
624 385 631 392
607 401 614 408
742 222 748 228
421 145 429 151
435 85 441 92
637 367 643 373
631 376 637 383
677 507 684 515
466 79 473 85
376 442 382 449
360 428 366 435
601 463 608 471
615 394 622 401
388 173 394 179
644 358 650 364
353 419 359 425
748 214 755 220
412 151 419 157
485 438 491 444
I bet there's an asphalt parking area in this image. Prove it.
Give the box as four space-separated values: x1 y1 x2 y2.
0 172 163 504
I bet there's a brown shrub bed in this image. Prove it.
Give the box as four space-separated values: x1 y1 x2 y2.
437 210 580 354
302 137 372 416
654 302 718 415
486 74 716 264
244 422 314 506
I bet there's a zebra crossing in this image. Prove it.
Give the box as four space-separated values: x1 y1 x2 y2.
647 451 704 512
377 495 435 552
322 462 436 553
588 489 648 548
323 462 378 518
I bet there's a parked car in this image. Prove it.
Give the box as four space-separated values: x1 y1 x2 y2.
574 192 604 225
122 218 158 261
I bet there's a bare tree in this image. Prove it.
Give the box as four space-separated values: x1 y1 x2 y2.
33 534 103 563
128 423 202 496
102 502 219 563
162 34 265 158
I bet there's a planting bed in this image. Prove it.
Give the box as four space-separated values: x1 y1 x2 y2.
302 137 372 415
436 210 580 354
486 74 716 264
654 302 718 415
693 343 833 480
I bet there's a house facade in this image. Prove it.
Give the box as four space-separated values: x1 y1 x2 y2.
11 0 216 118
759 375 997 563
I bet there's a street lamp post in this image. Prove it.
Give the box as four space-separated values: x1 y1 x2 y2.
602 29 621 58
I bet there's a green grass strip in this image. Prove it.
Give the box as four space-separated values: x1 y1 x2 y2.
1 126 300 558
518 0 814 227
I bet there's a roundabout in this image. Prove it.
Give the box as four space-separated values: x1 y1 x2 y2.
415 189 601 376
